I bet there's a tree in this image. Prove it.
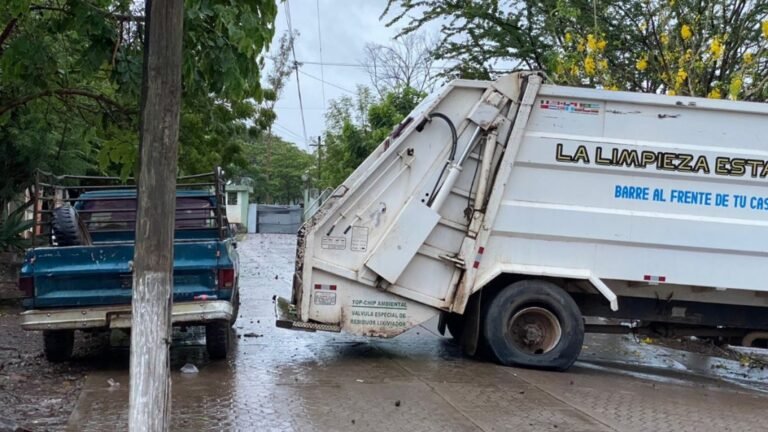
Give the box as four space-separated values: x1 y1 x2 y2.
0 0 279 211
320 86 425 188
240 131 313 204
258 30 300 202
363 32 440 96
384 0 768 100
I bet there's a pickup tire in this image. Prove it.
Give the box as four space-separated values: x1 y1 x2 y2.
51 205 90 246
43 330 75 362
205 321 230 360
483 280 584 371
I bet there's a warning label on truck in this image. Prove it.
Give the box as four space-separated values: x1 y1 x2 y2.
349 299 407 328
321 236 346 250
313 291 337 306
350 226 369 252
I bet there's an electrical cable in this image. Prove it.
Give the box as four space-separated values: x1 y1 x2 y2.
298 60 454 70
298 69 356 94
284 0 310 150
315 0 326 108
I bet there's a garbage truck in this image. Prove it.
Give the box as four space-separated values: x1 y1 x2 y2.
276 72 768 370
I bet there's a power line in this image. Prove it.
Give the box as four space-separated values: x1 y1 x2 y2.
297 60 455 70
315 0 326 108
273 122 308 144
298 69 356 95
274 106 327 111
284 0 310 150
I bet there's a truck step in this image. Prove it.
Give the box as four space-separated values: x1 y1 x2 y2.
274 296 341 333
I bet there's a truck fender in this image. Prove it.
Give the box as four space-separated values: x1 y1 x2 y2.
472 264 619 312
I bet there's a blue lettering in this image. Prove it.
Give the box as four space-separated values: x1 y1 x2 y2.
614 185 649 201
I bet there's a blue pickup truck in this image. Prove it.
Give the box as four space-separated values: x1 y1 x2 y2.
17 170 239 361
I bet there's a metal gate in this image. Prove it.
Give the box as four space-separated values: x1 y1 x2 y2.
256 205 302 234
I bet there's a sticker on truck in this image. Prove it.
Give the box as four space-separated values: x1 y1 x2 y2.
321 236 346 250
349 299 408 329
350 226 369 252
313 284 337 306
539 99 600 115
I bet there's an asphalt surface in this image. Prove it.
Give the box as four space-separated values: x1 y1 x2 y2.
9 234 768 431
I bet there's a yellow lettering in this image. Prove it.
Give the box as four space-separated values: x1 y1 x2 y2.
692 156 709 174
573 145 590 163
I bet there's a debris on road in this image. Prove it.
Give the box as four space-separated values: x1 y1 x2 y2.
180 363 199 374
107 378 120 389
243 333 262 338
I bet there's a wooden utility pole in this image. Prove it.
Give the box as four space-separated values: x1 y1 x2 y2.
129 0 184 431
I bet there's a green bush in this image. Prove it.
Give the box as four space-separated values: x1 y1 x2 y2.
0 203 33 252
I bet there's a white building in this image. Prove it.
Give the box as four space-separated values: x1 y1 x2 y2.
225 184 252 225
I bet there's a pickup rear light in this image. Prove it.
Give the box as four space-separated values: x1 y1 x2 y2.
18 277 34 297
218 268 235 289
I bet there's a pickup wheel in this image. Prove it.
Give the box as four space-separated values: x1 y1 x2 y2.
43 330 75 362
205 321 230 360
51 205 90 246
483 280 584 371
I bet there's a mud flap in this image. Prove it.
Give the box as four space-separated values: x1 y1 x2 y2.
461 290 482 356
437 312 447 336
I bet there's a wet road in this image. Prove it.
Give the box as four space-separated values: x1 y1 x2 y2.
67 234 768 431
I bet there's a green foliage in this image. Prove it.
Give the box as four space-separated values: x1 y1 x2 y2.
0 0 278 211
320 86 426 188
240 131 313 204
384 0 768 99
0 202 33 252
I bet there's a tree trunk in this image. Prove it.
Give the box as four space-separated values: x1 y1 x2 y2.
129 0 184 431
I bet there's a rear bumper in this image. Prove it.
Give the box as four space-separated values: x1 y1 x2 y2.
20 300 232 331
274 296 340 333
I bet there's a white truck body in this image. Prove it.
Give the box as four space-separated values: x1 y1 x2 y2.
279 72 768 353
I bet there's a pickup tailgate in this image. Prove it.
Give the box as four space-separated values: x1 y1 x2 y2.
26 241 227 308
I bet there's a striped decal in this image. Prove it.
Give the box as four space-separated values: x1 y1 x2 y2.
472 247 485 269
643 275 666 283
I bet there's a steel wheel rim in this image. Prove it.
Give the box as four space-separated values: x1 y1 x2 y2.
507 306 562 355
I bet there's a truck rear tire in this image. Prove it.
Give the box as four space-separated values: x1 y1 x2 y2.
43 330 75 362
205 321 230 360
51 205 89 246
483 280 584 371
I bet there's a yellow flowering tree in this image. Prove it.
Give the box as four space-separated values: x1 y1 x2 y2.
386 0 768 101
549 0 768 100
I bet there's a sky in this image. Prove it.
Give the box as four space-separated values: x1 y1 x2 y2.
267 0 422 151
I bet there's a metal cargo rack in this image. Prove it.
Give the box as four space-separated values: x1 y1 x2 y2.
30 167 230 247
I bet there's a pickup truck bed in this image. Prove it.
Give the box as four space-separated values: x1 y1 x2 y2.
19 170 239 361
